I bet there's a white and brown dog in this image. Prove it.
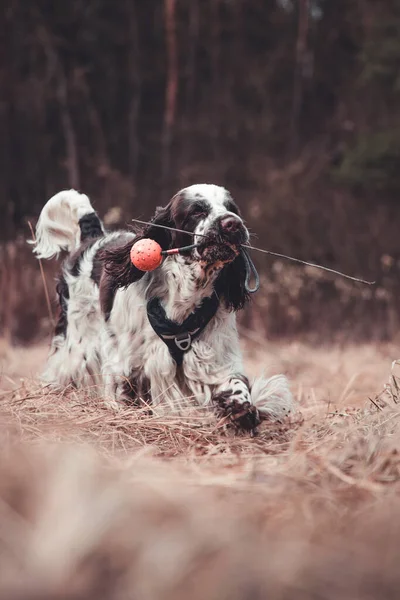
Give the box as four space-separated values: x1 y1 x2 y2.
33 184 292 430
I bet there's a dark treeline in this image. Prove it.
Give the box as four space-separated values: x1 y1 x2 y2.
2 1 400 302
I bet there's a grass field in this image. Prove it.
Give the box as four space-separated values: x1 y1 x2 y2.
1 337 400 599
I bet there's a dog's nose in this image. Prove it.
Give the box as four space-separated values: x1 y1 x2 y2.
220 216 241 233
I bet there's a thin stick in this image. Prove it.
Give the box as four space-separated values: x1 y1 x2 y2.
132 217 208 238
131 217 375 285
369 396 383 412
27 221 55 327
242 245 375 285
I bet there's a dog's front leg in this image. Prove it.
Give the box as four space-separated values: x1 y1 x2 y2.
212 374 260 431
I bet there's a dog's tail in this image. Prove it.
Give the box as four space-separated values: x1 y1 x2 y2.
32 189 104 259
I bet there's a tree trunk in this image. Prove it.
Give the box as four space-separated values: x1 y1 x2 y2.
162 0 178 186
289 0 310 157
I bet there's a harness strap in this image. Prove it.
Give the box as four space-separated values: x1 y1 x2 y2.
146 294 219 366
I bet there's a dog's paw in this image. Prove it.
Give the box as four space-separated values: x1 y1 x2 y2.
214 391 261 432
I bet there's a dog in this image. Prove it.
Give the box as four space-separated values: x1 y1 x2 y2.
33 184 293 430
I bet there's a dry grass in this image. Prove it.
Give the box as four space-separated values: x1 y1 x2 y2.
1 339 400 599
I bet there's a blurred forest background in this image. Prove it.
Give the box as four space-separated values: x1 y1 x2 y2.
1 0 400 344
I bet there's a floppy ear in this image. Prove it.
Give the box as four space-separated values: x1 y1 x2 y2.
143 203 175 250
100 203 175 289
101 239 143 289
215 252 250 311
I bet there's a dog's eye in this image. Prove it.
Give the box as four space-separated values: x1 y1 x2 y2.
191 202 208 219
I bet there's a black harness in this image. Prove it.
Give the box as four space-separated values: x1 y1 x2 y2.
145 249 259 365
146 294 219 366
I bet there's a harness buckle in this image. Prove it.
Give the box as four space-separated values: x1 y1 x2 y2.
174 332 192 352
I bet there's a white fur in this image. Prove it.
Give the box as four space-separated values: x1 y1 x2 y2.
34 185 293 423
251 375 293 420
32 190 103 259
42 237 112 392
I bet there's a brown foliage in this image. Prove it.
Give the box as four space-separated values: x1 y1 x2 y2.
2 237 400 344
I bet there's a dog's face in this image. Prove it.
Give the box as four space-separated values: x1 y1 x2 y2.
151 184 249 266
103 184 251 311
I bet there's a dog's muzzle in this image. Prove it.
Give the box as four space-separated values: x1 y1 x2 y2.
196 215 248 263
218 215 248 245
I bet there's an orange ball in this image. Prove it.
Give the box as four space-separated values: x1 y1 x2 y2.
130 238 163 271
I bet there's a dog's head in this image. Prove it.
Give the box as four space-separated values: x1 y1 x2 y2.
104 184 250 310
151 184 249 265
